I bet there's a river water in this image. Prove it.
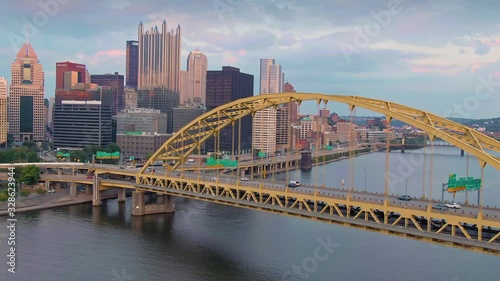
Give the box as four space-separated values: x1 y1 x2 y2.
1 147 499 281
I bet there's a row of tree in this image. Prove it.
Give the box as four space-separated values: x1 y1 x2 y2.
0 145 41 163
64 143 121 164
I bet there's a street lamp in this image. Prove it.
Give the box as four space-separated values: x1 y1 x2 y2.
405 175 414 197
360 168 367 191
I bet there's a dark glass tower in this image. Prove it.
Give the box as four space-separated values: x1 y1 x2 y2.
91 72 125 115
205 66 254 153
126 40 139 89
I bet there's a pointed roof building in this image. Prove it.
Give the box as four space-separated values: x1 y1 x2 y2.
16 42 38 62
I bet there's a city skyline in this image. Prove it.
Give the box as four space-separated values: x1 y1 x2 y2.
0 1 499 118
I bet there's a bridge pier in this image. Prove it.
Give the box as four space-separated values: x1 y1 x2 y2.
92 178 101 207
69 182 77 197
300 151 312 170
58 168 62 175
131 191 175 216
118 188 126 203
44 180 50 191
55 182 62 191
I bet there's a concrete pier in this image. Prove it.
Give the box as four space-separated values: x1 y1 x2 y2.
131 191 175 216
118 188 126 202
92 178 101 206
300 151 312 170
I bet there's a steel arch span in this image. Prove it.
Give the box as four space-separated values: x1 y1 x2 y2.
140 93 500 174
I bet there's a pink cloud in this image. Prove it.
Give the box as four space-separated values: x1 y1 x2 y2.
95 49 126 57
238 49 247 56
410 66 462 75
486 40 500 47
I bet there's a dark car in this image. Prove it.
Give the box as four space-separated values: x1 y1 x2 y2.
287 183 297 188
397 195 411 201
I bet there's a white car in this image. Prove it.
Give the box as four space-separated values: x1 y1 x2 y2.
240 177 250 181
48 189 55 193
445 202 461 209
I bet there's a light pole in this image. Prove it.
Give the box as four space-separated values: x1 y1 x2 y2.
360 168 367 191
405 175 414 197
20 152 28 163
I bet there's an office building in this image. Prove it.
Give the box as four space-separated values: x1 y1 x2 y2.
126 40 139 89
137 87 180 133
117 108 167 134
124 87 138 109
9 42 45 142
179 70 189 104
137 20 181 91
53 86 112 149
48 97 54 129
0 78 7 146
187 50 207 104
205 66 253 152
117 132 171 161
91 72 125 115
172 106 204 133
252 59 283 154
56 61 86 90
284 82 298 124
276 106 290 150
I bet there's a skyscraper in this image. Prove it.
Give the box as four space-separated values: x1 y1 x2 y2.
179 70 189 104
9 42 45 142
137 20 181 91
252 59 283 154
55 61 86 90
187 50 207 104
206 66 253 152
53 87 112 149
0 78 7 146
91 72 125 115
126 40 139 89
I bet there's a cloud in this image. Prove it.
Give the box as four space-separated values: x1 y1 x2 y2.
0 0 500 118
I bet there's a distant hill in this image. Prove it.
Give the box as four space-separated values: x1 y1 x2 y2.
336 116 500 132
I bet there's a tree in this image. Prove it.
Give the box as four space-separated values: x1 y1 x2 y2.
106 143 121 152
19 165 41 185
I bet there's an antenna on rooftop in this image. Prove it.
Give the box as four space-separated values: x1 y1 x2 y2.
25 26 29 56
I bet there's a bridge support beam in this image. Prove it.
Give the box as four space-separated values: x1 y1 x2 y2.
58 168 62 175
131 191 175 216
69 182 77 197
55 182 62 191
92 178 101 207
44 180 50 191
118 188 126 203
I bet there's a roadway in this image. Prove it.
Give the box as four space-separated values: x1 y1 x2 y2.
126 168 500 221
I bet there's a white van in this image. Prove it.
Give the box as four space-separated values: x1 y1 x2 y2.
289 180 300 186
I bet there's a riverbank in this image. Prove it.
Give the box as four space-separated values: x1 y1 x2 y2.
0 190 121 216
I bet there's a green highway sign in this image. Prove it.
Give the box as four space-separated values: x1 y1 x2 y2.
447 174 482 192
206 157 238 167
95 151 120 159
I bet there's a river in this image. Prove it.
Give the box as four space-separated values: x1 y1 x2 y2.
1 147 498 281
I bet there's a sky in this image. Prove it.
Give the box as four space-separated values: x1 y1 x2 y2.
1 0 499 119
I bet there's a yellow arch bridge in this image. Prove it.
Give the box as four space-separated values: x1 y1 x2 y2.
5 93 500 256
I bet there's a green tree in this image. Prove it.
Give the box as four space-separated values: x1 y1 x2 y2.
106 143 121 152
19 165 41 185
